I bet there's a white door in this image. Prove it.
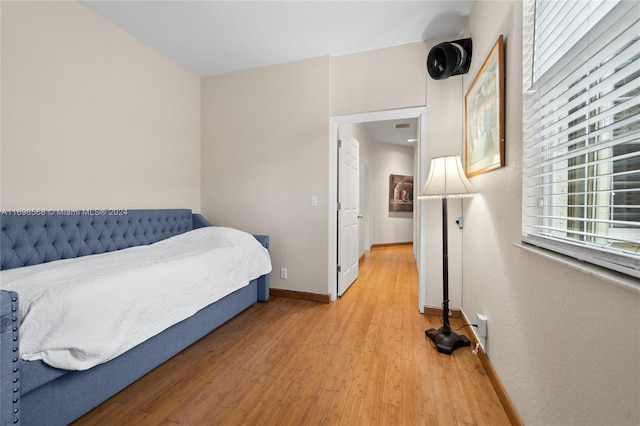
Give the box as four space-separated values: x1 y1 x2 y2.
338 128 360 296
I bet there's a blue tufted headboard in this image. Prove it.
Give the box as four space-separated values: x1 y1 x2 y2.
0 209 212 270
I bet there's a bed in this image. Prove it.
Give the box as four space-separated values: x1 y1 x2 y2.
0 208 270 425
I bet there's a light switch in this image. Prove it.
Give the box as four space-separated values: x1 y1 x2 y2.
310 196 318 207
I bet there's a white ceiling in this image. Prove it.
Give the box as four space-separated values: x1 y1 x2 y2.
364 118 418 146
81 1 471 148
82 0 474 77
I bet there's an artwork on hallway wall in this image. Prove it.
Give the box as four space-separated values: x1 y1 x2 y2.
464 34 505 177
389 174 413 212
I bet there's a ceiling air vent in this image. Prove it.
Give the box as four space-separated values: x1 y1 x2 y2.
395 123 410 129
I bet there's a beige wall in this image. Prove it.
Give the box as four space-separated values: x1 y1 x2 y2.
1 1 201 210
331 42 426 116
457 2 640 425
370 142 414 245
202 44 427 297
201 57 331 295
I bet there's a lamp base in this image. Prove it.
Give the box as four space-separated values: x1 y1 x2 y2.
425 328 471 355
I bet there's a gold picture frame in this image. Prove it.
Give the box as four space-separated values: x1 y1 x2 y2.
464 34 505 177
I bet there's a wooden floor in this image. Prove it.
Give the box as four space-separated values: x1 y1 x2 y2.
75 245 511 425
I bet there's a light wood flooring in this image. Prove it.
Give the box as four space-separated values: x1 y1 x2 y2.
75 244 511 425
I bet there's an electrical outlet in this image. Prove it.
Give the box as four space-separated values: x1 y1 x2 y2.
477 313 487 338
280 268 288 279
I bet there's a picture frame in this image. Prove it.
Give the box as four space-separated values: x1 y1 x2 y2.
464 34 505 177
388 174 413 212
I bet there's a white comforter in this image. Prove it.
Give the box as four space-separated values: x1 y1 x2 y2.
0 226 272 371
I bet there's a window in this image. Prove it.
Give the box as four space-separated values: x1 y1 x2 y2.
522 0 640 279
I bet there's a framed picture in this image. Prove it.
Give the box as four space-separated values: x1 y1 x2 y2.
389 174 413 212
464 34 505 177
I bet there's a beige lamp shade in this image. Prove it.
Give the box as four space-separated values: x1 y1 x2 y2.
418 156 475 199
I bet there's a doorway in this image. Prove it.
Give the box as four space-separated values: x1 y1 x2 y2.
329 107 427 312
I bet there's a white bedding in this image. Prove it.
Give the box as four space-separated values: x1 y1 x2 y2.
0 226 272 371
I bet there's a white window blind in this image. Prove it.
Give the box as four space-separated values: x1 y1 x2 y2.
522 0 640 280
532 0 618 83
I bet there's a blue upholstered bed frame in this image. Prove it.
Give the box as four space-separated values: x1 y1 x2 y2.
0 209 269 425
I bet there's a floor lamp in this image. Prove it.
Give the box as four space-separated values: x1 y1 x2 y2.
418 156 475 355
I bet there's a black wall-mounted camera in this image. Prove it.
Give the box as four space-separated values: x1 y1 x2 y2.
427 38 472 80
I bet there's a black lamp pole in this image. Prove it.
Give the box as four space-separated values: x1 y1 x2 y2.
425 197 471 354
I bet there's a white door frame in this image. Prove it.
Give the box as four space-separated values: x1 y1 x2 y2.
329 107 427 312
